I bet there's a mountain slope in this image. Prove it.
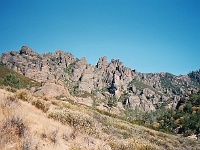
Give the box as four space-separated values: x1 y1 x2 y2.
1 46 199 112
0 88 199 150
154 91 200 138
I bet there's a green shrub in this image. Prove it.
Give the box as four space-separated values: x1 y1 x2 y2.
3 73 22 89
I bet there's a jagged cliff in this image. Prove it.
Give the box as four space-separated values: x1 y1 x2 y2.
1 46 199 111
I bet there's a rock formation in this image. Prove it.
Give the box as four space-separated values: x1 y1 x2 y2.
1 46 199 111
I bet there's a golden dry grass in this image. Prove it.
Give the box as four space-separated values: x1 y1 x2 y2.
1 88 200 150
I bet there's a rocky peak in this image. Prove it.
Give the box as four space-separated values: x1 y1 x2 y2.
55 50 65 55
74 57 87 69
96 56 108 69
110 59 122 66
80 57 87 65
10 51 18 56
19 46 37 56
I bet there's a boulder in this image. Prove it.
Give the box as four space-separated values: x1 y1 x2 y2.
35 82 70 98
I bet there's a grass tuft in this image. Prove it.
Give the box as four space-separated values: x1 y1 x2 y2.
32 99 50 112
15 89 33 102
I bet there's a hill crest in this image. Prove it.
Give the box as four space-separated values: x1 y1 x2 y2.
1 46 199 112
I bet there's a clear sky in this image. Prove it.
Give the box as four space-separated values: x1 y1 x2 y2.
0 0 199 75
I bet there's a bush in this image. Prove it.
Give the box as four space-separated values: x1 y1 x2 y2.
15 89 33 102
108 138 156 150
4 86 17 93
3 73 22 89
32 100 49 112
48 109 98 136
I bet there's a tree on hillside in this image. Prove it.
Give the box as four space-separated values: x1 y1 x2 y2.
190 92 200 106
3 73 22 89
180 110 200 139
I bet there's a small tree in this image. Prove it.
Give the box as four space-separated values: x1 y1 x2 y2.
3 73 22 89
183 102 193 113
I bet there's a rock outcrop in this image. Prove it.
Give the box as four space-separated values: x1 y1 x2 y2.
1 46 199 111
35 82 70 98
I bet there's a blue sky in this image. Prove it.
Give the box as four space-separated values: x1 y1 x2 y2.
0 0 200 75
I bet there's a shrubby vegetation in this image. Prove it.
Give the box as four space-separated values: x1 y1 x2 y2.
119 91 200 139
3 73 22 89
160 73 181 95
0 64 40 88
150 92 200 139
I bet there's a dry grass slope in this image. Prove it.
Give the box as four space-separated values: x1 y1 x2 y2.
0 87 200 150
0 94 36 150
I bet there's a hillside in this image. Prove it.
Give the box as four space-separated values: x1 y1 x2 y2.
154 91 200 138
0 87 200 150
1 46 199 112
0 46 200 149
0 63 40 88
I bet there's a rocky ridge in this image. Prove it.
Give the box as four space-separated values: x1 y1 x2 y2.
1 46 199 111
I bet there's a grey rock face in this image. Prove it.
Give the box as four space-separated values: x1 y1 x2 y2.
1 46 199 112
79 65 95 93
